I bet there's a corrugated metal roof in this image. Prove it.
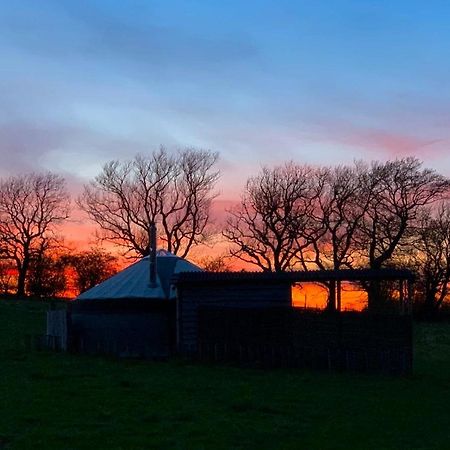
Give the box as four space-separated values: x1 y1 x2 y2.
77 251 201 301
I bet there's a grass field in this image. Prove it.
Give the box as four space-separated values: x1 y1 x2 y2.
1 300 450 450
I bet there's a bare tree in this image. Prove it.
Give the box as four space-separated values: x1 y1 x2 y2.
412 204 450 314
223 162 321 272
306 164 375 308
358 157 449 270
0 173 70 297
79 148 219 258
309 163 374 271
355 157 449 307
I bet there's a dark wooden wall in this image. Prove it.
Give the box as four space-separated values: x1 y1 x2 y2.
70 300 176 359
177 280 292 355
197 306 413 375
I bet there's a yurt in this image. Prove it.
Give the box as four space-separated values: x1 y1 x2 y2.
69 250 202 359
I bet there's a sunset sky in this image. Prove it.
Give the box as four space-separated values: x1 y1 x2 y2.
1 0 450 247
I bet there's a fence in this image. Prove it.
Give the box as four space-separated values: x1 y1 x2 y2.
198 306 412 375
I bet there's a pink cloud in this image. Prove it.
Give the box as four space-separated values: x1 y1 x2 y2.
346 130 443 157
313 118 448 159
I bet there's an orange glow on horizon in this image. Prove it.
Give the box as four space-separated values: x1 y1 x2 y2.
23 201 368 307
292 282 368 311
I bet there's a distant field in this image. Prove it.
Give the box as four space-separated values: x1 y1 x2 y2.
1 300 450 450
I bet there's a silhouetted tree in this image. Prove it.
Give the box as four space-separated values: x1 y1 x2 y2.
309 164 368 269
79 148 219 258
197 254 231 272
27 253 67 298
0 173 69 297
307 163 375 309
412 204 450 314
65 249 118 295
356 157 449 307
223 162 321 271
223 156 449 312
358 157 449 269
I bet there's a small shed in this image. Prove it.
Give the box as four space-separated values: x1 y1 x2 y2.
69 250 201 358
174 268 415 374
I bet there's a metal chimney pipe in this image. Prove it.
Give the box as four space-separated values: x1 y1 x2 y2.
149 222 157 287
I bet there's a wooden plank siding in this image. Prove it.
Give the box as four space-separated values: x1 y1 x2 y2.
177 280 292 355
197 307 413 375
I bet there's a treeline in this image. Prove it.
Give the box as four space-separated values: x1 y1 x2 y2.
224 158 450 315
0 148 449 315
0 173 118 297
0 249 118 298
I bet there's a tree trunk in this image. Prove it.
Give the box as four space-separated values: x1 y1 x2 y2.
422 287 438 318
367 281 381 312
326 280 336 312
16 256 30 298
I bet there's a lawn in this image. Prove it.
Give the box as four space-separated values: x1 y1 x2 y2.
0 300 449 450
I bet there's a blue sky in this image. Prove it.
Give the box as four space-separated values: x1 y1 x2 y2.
1 0 449 197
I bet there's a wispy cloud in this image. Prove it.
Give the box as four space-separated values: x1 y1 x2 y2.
1 1 259 82
1 0 450 191
312 121 447 159
0 119 159 178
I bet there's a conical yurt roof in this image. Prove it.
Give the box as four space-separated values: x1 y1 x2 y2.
76 250 202 301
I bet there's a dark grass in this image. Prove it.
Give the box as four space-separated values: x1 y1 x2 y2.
1 300 450 449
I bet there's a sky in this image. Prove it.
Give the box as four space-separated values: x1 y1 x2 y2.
1 0 450 246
